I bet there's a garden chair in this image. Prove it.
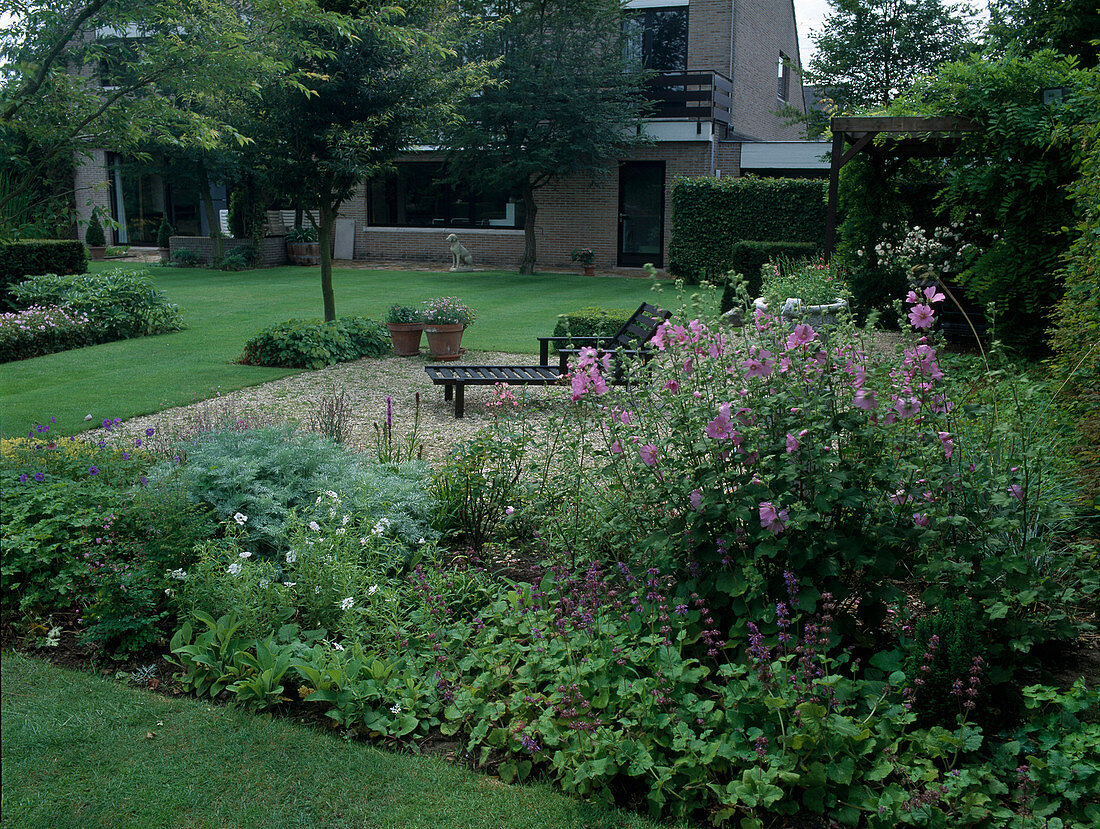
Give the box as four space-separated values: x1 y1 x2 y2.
424 302 671 417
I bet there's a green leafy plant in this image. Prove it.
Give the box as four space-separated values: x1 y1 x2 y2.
759 256 850 306
84 212 106 248
218 246 256 271
156 424 439 556
156 217 173 249
10 269 184 341
668 176 827 284
286 226 318 243
550 306 632 348
171 248 201 267
570 247 594 267
432 430 525 551
385 304 424 324
238 316 387 369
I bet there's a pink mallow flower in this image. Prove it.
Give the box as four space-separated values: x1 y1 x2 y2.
938 431 954 459
908 304 935 329
785 430 807 454
690 490 703 511
759 502 788 535
913 513 930 528
853 389 877 410
639 444 658 467
742 349 775 379
785 323 817 351
922 285 946 304
1009 484 1024 500
704 403 737 440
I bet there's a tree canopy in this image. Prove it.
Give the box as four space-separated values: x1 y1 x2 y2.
238 0 488 319
0 0 331 235
806 0 980 113
443 0 651 273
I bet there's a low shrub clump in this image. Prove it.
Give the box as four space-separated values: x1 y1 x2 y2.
7 268 184 350
239 317 389 369
1 420 216 654
151 424 439 556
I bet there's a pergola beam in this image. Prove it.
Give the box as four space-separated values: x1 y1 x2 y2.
823 116 978 260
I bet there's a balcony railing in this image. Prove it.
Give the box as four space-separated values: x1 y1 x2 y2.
645 71 733 125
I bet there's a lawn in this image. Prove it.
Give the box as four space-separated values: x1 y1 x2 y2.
0 262 672 438
0 653 670 829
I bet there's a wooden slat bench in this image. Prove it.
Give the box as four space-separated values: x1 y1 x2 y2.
425 364 565 418
424 302 672 417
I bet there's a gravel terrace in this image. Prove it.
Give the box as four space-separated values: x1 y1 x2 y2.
113 351 571 464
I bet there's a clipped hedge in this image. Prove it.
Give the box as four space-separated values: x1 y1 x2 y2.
550 306 633 349
728 240 820 298
239 317 389 369
668 177 827 283
0 239 87 311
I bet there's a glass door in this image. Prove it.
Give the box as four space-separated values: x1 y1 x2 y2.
617 161 665 268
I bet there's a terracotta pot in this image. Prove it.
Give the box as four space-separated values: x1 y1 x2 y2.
387 322 424 356
424 323 465 361
286 241 320 266
583 265 595 276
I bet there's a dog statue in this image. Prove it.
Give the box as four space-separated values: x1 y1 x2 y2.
446 233 474 272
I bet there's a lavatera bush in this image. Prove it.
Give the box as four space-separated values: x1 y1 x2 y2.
551 285 1091 666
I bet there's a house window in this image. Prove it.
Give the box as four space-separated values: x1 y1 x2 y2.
777 52 791 102
623 6 688 72
368 163 524 229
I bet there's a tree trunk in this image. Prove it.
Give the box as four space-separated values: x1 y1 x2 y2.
520 185 537 275
197 160 223 262
319 200 336 322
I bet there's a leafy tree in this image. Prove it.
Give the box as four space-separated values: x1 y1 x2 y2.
985 0 1099 67
443 0 651 273
240 0 487 321
0 0 324 234
885 50 1099 353
806 0 980 112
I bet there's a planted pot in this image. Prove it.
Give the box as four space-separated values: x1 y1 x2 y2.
752 297 849 332
159 247 170 264
583 265 595 276
287 241 320 266
387 322 424 356
424 323 465 361
87 246 106 261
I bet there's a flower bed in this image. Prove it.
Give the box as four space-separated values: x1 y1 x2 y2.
0 304 96 361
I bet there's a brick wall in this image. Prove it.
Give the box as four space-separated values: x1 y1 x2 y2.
341 142 715 271
74 149 112 243
729 0 806 139
168 236 288 267
687 0 734 77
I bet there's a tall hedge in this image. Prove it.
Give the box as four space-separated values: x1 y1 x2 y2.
668 177 827 283
0 240 88 311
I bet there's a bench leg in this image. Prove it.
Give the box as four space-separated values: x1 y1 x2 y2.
444 383 453 401
455 384 464 418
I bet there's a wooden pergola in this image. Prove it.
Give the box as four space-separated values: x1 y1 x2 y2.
823 116 978 258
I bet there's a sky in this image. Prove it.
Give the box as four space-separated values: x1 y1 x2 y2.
794 0 991 68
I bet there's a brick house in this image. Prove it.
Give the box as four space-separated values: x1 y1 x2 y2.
346 0 808 270
78 0 808 269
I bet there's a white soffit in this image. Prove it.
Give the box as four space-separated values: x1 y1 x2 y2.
739 142 830 169
625 0 689 8
641 120 715 142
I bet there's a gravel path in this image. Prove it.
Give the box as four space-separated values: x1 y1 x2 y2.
115 351 570 464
